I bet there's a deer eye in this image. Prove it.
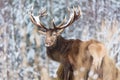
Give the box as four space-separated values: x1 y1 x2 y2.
52 32 57 36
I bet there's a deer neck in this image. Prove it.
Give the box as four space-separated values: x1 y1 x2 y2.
47 35 72 52
46 35 73 61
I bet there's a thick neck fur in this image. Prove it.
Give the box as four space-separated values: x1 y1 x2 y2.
46 35 74 62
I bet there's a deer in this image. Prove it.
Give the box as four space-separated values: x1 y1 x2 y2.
29 6 120 80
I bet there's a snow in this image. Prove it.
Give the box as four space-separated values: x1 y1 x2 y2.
0 0 120 79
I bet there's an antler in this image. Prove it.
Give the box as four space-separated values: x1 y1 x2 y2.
55 6 81 30
29 6 81 34
29 8 48 31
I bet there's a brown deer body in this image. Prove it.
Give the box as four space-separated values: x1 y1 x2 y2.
47 36 81 80
29 6 120 80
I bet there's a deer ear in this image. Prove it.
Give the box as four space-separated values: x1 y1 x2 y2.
38 30 46 35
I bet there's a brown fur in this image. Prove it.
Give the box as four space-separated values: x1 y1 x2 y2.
74 40 120 80
46 36 102 80
47 36 80 80
53 37 120 80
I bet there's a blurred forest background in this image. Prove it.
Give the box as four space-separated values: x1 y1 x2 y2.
0 0 120 80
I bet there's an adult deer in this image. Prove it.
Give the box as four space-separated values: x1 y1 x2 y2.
29 6 120 80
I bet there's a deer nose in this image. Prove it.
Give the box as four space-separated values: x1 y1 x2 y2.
45 42 52 47
45 39 52 47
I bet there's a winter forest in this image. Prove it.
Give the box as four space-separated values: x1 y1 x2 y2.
0 0 120 80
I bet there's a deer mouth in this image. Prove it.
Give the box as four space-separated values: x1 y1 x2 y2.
45 42 54 47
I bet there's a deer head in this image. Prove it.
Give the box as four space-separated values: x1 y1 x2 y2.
29 6 81 47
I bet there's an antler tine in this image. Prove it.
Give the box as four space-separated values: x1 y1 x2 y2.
39 8 47 17
75 5 81 20
56 6 81 29
52 19 56 29
56 17 67 28
29 8 48 30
